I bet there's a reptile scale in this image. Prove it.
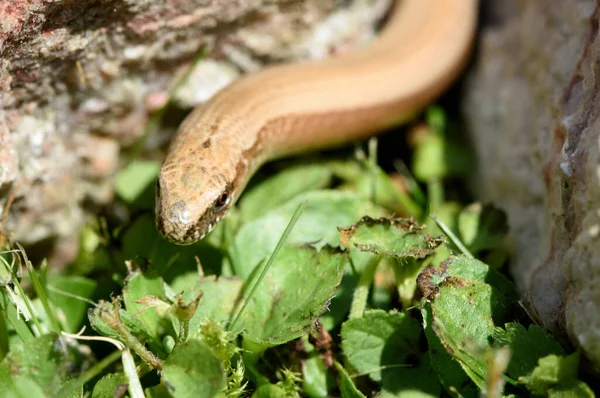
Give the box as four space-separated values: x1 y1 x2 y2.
156 0 478 244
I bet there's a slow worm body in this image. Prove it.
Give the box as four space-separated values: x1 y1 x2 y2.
156 0 478 244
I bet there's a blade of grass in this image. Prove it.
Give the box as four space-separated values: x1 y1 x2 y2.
228 201 307 332
5 248 43 335
430 215 474 259
0 300 8 359
17 244 62 333
0 291 33 341
46 285 97 306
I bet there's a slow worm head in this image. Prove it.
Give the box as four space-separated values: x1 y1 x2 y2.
156 0 478 244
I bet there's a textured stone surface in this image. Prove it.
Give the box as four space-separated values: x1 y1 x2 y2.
0 114 18 195
463 0 600 368
0 0 387 261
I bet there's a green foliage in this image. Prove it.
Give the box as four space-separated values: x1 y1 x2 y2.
411 106 472 183
458 203 509 255
0 333 82 397
492 323 566 379
162 339 227 398
115 160 160 208
233 245 346 346
335 361 366 398
233 191 386 278
518 353 594 397
91 373 127 398
239 164 333 221
341 309 421 382
47 275 97 333
0 106 592 398
338 216 444 258
301 338 334 397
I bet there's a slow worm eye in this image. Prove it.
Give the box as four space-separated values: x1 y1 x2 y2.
215 191 230 210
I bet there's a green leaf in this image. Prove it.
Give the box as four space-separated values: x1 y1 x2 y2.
0 372 47 398
419 255 518 301
347 161 422 216
0 308 6 361
115 160 160 206
301 338 333 398
423 201 462 235
547 383 596 398
3 334 60 385
252 383 299 398
0 290 34 343
319 273 357 331
421 303 478 397
429 280 500 382
233 245 346 346
380 354 442 398
426 106 446 132
411 115 471 183
419 271 515 394
121 215 224 277
162 338 226 398
170 275 243 332
1 333 75 396
334 361 366 398
492 323 565 379
393 258 425 309
302 356 330 398
47 275 97 333
145 383 175 397
92 373 127 398
121 215 179 271
341 309 420 383
88 300 132 341
239 164 333 221
123 270 168 341
518 353 593 397
233 191 385 278
458 203 508 254
0 251 14 285
338 216 444 259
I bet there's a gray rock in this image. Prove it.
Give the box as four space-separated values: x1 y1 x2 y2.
463 0 600 368
0 0 386 263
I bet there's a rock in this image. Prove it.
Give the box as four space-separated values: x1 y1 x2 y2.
463 0 600 368
0 0 387 256
0 113 18 196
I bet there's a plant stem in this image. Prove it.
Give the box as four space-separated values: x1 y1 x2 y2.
123 349 145 398
113 319 164 370
177 319 189 346
349 255 380 318
427 179 444 214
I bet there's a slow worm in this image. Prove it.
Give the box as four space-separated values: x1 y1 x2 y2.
156 0 478 244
